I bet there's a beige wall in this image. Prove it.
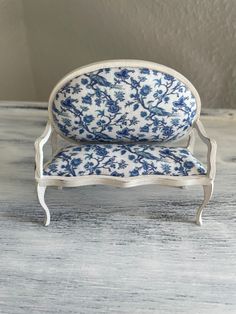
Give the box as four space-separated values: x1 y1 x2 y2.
0 0 36 100
0 0 235 108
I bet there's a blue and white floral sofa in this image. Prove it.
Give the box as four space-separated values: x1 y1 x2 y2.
35 60 217 226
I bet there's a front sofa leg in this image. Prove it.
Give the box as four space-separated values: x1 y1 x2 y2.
196 183 213 226
37 184 50 226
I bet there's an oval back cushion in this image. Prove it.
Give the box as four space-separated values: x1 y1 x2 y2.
50 65 198 143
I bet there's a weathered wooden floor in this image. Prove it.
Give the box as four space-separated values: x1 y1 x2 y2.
0 102 236 313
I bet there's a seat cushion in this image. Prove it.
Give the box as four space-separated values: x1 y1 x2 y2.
43 144 206 177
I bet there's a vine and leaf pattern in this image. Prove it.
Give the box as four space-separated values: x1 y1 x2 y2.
51 67 197 143
43 144 206 177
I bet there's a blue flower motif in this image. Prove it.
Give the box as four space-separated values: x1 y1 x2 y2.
107 100 120 114
48 164 57 172
115 69 130 79
81 78 88 85
163 126 173 137
82 95 92 104
133 104 139 111
164 74 174 81
114 91 125 101
61 97 75 108
140 125 149 133
95 98 101 106
141 111 147 117
95 146 108 157
153 118 160 126
161 163 171 174
164 96 169 103
117 128 130 137
171 118 180 126
198 167 206 174
179 149 189 155
57 123 70 136
97 119 106 126
130 117 138 126
95 89 102 97
161 148 171 155
173 96 186 107
66 83 82 94
141 160 150 171
83 115 94 124
128 155 135 160
130 168 139 176
111 171 124 177
73 147 82 152
130 77 139 87
183 161 194 169
84 161 95 171
140 68 150 74
62 118 72 126
140 85 151 96
71 158 82 167
118 160 128 169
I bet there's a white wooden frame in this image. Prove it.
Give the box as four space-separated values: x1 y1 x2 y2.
35 60 217 226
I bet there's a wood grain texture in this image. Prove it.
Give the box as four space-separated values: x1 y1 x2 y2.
0 102 236 313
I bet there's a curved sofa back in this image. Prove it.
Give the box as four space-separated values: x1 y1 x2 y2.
49 60 200 143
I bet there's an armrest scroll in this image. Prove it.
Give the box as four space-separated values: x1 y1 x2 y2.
194 120 217 180
35 121 52 178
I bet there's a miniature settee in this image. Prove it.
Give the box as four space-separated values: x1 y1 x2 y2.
35 60 217 226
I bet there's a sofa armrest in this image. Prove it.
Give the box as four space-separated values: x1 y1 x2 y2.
35 121 52 179
194 120 217 180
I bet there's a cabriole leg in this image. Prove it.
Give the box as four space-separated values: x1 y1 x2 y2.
37 184 50 226
196 183 213 226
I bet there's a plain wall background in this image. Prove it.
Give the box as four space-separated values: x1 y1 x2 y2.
0 0 235 108
0 0 36 100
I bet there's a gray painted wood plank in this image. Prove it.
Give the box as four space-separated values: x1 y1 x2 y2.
0 103 236 313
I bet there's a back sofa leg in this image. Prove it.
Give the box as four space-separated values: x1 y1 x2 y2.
196 183 213 226
37 184 50 226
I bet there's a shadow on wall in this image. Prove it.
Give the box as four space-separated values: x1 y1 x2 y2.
0 0 235 108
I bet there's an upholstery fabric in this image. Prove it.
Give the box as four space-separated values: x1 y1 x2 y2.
43 144 206 177
51 67 197 143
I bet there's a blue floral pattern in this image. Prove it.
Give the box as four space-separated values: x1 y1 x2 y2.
51 67 197 143
43 144 206 177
